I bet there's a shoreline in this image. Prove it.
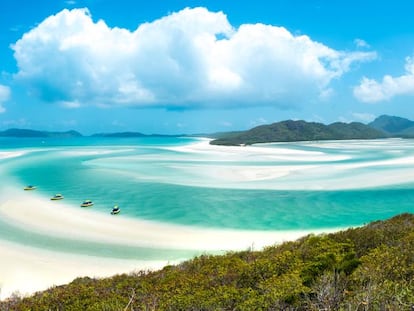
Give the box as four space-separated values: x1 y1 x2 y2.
1 138 414 298
0 184 340 299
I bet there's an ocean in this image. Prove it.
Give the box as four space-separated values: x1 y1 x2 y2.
0 136 413 262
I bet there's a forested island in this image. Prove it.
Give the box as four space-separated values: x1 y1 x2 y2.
2 213 413 310
1 115 414 144
0 128 82 138
210 115 414 145
210 120 384 145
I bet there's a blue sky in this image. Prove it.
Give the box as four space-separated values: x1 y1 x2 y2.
1 0 414 134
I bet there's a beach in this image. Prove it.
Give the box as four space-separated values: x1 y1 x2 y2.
1 138 413 299
158 139 414 190
0 184 332 299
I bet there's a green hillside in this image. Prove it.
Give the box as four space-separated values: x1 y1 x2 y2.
369 115 414 137
2 213 413 310
210 120 386 145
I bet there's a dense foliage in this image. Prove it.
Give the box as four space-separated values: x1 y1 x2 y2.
210 120 386 145
369 115 414 137
1 213 413 310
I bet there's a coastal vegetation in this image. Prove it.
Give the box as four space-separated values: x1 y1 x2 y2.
369 115 414 137
2 115 414 143
210 120 386 146
1 213 413 310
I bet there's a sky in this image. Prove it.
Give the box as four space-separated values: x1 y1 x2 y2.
1 0 414 135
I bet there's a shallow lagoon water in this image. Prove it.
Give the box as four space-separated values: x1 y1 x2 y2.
1 137 414 297
2 137 414 231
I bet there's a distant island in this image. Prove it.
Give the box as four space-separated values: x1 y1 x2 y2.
1 115 414 144
368 114 414 137
0 128 82 138
210 120 385 145
210 115 414 145
0 129 180 138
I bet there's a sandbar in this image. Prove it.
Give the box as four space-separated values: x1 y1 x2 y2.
0 185 336 299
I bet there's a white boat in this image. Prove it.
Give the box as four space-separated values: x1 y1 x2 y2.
51 194 64 200
111 205 120 215
81 200 93 207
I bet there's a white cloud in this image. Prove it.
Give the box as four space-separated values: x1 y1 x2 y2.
337 112 375 124
338 116 350 123
250 117 268 127
354 38 370 48
59 100 81 109
13 7 376 110
354 55 414 103
0 84 11 113
351 112 376 122
318 88 334 100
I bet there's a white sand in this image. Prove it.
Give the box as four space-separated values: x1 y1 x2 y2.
58 148 135 156
0 189 325 251
160 139 414 190
170 163 319 182
0 151 25 160
0 240 170 299
164 139 350 162
5 138 409 298
0 186 336 299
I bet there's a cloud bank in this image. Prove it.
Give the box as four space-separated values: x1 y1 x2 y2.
13 7 376 109
354 55 414 103
0 85 11 113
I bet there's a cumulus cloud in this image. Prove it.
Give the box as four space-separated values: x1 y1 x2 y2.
13 7 376 109
0 84 11 113
354 55 414 103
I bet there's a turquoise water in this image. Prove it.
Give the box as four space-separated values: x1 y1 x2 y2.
1 137 414 230
1 137 414 261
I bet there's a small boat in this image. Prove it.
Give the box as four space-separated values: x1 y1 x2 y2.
24 185 36 191
51 194 64 200
111 205 120 215
81 200 94 207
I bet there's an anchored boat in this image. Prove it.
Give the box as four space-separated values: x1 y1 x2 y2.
81 200 94 207
111 205 121 215
51 194 64 200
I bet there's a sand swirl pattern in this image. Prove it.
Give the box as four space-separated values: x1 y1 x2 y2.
0 137 413 298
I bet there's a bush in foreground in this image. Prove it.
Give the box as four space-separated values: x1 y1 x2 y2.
1 213 413 310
